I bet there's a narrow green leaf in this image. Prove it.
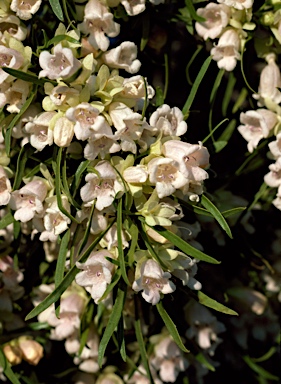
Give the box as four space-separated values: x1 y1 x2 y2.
222 207 246 218
243 356 279 380
140 13 150 51
139 223 168 269
201 118 229 145
117 198 130 285
70 160 90 197
156 302 189 353
217 118 237 143
49 0 64 21
201 194 233 238
76 202 95 257
198 291 238 315
151 225 220 264
25 221 114 320
210 68 224 103
195 352 216 371
222 71 236 116
5 86 37 155
0 349 21 384
62 151 80 210
185 0 205 21
55 229 70 287
232 87 248 114
213 141 227 152
155 86 164 107
251 347 277 363
182 56 212 116
99 269 121 302
13 145 35 190
141 76 148 119
0 212 14 229
135 319 155 383
1 68 52 85
185 45 203 86
79 301 95 355
98 287 126 367
117 315 126 362
127 221 139 267
47 34 80 47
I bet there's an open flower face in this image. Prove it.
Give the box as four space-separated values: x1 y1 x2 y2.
10 0 42 20
162 140 210 181
0 166 11 206
195 3 230 41
132 259 176 305
211 29 241 71
39 44 81 80
102 41 141 74
24 111 55 151
120 0 146 16
75 250 115 304
217 0 253 10
0 46 24 84
0 15 27 41
149 104 187 137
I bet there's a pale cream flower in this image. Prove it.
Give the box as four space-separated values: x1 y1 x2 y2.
211 29 241 71
24 111 55 151
102 41 141 74
0 45 24 84
238 109 277 153
195 3 230 41
39 43 81 80
17 338 43 365
10 0 42 20
273 184 281 210
149 104 187 137
75 249 115 304
120 0 146 16
217 0 253 10
0 15 27 41
53 116 75 147
269 132 281 159
0 166 11 206
84 132 121 160
78 0 120 52
264 157 281 188
132 259 176 305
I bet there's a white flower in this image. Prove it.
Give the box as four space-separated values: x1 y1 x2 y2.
102 41 141 74
66 102 110 141
39 44 81 80
264 157 281 188
17 338 44 366
149 104 187 137
0 45 24 84
147 157 188 199
211 29 241 71
75 250 115 304
84 132 121 160
24 111 55 151
238 109 277 153
162 140 210 181
53 116 75 147
120 0 146 16
78 0 120 52
0 166 11 206
5 79 31 114
195 3 230 41
253 53 281 107
9 180 48 222
39 195 71 242
217 0 253 10
132 259 176 305
10 0 42 20
0 15 27 41
269 132 281 158
80 160 124 211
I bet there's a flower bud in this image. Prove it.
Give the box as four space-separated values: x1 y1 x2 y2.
3 344 22 365
18 338 44 366
53 117 74 147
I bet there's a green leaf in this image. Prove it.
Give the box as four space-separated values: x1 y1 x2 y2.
140 13 150 51
135 319 155 383
155 86 164 107
201 194 233 238
47 34 80 47
232 87 248 114
117 198 130 285
198 291 238 315
213 141 227 152
98 287 126 367
127 221 139 267
49 0 64 21
0 349 21 384
156 302 189 353
117 314 126 362
70 160 90 197
222 207 246 218
79 301 95 355
243 356 279 381
151 225 220 264
1 68 53 86
0 212 14 229
25 221 114 320
5 86 37 155
182 55 212 116
55 229 70 288
195 352 216 371
210 68 224 103
217 118 237 143
222 71 236 116
13 145 35 190
184 0 205 21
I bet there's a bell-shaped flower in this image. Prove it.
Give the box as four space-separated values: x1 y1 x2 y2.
0 45 24 84
195 3 230 41
84 132 121 160
75 249 115 303
17 337 44 366
149 104 187 137
102 41 141 74
12 104 41 139
162 140 210 181
39 43 81 80
10 0 42 20
43 83 80 111
147 157 189 199
0 15 27 41
132 259 176 305
78 0 120 52
217 0 253 10
151 336 189 382
264 157 281 188
253 53 281 107
269 132 281 159
238 109 277 153
24 111 55 151
80 160 124 211
53 116 75 147
39 195 71 242
66 102 110 141
5 79 31 114
0 166 11 206
9 180 48 223
120 0 146 16
211 29 241 71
